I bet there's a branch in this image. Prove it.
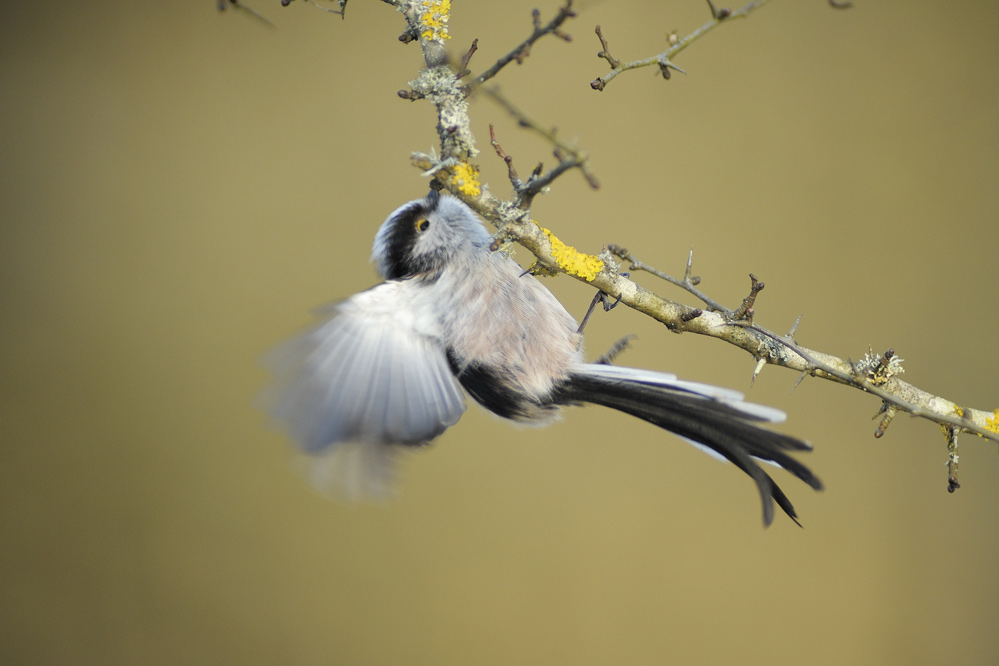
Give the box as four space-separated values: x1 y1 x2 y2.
591 0 774 91
392 1 998 488
475 1 576 84
479 88 599 205
397 0 593 203
605 246 999 451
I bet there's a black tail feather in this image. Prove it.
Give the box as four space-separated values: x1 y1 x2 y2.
552 372 822 526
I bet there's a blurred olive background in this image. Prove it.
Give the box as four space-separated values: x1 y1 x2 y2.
2 1 997 664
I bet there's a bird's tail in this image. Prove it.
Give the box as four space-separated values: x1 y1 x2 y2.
551 363 823 526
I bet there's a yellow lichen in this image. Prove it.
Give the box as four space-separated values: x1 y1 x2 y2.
540 227 604 282
985 409 999 435
451 162 480 197
419 0 451 41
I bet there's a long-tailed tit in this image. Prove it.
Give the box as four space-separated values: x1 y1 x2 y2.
264 192 822 525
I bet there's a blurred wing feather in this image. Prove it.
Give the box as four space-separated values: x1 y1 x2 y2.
263 284 467 454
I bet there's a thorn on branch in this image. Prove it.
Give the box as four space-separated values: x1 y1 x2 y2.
684 248 700 286
787 314 802 338
398 27 420 43
220 0 276 27
791 370 807 392
750 356 766 386
657 57 687 80
706 0 731 20
607 244 726 313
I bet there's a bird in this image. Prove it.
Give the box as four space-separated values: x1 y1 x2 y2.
262 191 822 525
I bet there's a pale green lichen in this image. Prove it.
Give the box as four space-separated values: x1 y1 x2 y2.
857 346 905 385
540 227 604 281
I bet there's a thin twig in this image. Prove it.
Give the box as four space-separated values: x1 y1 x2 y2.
489 124 523 190
476 1 577 84
730 273 764 324
279 0 348 18
456 39 478 79
594 26 620 68
480 87 599 204
592 0 773 91
608 244 728 312
219 0 276 28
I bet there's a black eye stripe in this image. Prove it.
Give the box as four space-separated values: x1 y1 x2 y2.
381 202 447 280
381 203 424 280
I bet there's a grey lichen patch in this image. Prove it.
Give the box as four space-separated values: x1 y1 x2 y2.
409 66 477 161
856 346 905 386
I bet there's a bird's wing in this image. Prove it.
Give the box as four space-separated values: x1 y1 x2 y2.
262 282 466 497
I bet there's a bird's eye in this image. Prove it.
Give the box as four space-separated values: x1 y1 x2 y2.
417 219 430 232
